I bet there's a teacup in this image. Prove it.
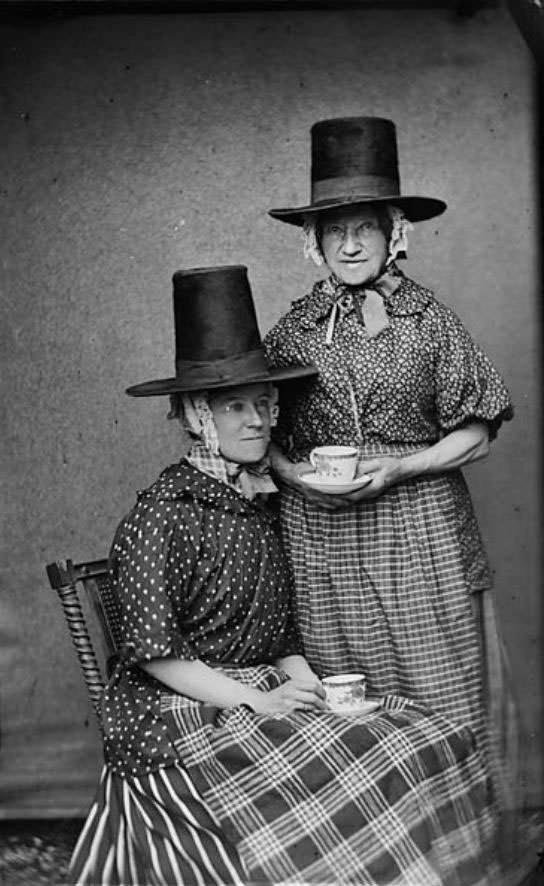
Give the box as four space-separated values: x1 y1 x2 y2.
322 673 367 711
309 445 359 483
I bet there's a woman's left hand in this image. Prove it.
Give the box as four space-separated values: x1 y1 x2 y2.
343 424 490 503
275 654 322 684
343 456 404 501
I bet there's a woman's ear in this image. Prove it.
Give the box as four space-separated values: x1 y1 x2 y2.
269 384 280 428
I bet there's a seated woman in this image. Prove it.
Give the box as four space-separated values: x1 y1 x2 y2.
70 265 501 886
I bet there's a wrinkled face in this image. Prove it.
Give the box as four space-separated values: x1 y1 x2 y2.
320 205 388 286
210 382 272 464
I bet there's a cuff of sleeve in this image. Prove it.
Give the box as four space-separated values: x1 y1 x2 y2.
119 631 197 666
440 404 514 442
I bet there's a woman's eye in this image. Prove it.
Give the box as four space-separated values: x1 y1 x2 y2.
256 398 270 412
225 401 245 414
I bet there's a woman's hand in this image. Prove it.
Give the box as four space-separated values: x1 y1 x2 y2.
343 456 403 502
345 424 490 502
249 678 328 716
275 654 322 684
270 424 490 508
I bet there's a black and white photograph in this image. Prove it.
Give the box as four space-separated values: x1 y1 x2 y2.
1 1 542 884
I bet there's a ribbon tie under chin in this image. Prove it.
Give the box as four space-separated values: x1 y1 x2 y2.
325 287 389 345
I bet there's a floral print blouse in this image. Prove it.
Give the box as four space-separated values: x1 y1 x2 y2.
101 461 301 775
263 270 513 459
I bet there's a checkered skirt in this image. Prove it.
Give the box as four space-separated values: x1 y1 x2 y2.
162 664 499 886
280 443 489 750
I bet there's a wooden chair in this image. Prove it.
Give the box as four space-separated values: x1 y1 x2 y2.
46 558 121 719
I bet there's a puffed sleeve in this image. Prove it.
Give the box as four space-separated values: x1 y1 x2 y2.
433 304 514 440
110 496 199 666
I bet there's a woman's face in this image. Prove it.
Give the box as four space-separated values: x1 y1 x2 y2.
320 205 388 286
210 382 272 464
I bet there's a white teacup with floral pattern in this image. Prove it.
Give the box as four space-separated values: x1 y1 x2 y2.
309 445 359 483
322 673 367 712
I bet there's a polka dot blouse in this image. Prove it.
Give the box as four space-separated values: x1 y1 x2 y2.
263 271 513 459
101 461 301 775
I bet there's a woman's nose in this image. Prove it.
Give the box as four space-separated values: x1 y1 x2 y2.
246 405 264 426
342 231 363 254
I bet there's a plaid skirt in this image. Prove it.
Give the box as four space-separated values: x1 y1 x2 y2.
279 445 494 747
70 665 500 885
161 664 500 886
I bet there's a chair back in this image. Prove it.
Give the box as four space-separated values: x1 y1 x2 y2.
46 558 121 720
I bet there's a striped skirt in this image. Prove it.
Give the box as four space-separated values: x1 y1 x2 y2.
68 762 247 886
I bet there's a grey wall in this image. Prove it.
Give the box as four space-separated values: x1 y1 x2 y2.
1 3 541 815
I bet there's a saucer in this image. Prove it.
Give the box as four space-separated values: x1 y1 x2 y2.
300 472 372 495
328 699 381 717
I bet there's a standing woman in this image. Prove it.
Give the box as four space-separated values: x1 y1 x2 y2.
263 117 518 817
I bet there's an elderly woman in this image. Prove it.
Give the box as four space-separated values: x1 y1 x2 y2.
70 266 500 886
263 118 517 819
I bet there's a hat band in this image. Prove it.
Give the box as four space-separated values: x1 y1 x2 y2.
311 174 399 204
175 348 270 387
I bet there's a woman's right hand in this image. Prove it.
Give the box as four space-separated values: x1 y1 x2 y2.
249 678 328 716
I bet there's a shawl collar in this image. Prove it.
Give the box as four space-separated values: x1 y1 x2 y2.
137 460 272 517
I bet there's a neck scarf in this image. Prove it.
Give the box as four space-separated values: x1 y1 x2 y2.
187 441 278 501
321 268 402 345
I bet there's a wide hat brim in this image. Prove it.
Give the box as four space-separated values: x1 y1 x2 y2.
126 363 317 397
269 194 447 226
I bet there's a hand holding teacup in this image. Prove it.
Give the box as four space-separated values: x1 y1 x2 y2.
344 454 405 500
283 444 374 509
306 447 405 503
